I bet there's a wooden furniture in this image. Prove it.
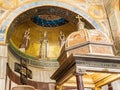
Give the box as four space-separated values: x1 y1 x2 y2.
51 29 119 90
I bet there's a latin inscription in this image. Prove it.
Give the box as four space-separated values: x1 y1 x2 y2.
77 61 120 69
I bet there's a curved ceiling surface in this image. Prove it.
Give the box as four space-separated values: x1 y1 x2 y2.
31 15 68 27
7 6 94 40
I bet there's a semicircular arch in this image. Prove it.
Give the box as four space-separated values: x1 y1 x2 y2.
0 1 103 43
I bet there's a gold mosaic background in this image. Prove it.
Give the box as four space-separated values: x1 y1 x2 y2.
11 20 76 59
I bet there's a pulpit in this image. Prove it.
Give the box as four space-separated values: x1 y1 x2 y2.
12 85 35 90
58 29 114 65
51 16 120 90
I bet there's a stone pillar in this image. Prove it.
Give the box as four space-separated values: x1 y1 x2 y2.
0 44 8 90
108 83 113 90
75 73 84 90
75 68 86 90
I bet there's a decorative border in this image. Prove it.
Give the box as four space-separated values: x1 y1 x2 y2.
0 1 103 42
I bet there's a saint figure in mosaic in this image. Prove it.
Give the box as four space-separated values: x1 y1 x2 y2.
39 31 48 59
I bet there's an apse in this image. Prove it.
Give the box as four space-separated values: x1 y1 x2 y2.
8 6 94 62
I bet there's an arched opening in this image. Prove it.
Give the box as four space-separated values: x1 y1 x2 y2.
7 6 95 61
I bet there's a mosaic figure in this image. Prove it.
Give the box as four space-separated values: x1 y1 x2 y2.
19 28 30 51
39 31 48 59
58 31 66 47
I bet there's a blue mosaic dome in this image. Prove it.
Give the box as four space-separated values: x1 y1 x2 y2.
31 15 68 27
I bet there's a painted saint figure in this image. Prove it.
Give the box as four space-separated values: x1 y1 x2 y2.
76 15 85 30
58 31 65 47
19 28 30 51
39 31 48 59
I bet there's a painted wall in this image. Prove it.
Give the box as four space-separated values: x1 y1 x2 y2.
103 0 120 55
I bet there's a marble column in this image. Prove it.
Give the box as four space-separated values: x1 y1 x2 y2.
0 44 8 90
75 73 84 90
75 68 86 90
108 83 113 90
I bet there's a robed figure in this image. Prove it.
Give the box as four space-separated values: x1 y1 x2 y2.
58 31 65 47
39 31 48 59
19 28 30 52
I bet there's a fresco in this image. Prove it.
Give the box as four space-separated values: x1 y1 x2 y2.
104 0 116 15
88 5 105 19
114 0 120 10
0 9 5 19
19 0 27 3
98 19 110 35
86 0 102 4
119 0 120 10
5 0 12 5
0 34 4 42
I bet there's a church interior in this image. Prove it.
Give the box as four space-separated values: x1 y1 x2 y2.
0 0 120 90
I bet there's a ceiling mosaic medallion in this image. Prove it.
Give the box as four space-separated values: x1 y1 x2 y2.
31 15 68 27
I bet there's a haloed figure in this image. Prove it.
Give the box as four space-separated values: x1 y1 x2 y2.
19 28 30 51
58 31 65 47
39 31 48 59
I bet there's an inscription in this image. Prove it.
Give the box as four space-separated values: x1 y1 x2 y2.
77 61 120 69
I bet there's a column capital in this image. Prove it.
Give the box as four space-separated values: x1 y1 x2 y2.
75 70 85 90
75 68 86 75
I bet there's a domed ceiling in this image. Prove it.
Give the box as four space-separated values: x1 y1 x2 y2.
32 15 68 27
8 6 94 60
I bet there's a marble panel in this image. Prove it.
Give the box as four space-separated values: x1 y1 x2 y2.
0 79 5 90
0 57 7 78
0 45 8 57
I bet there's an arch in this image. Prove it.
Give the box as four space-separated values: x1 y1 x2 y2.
0 1 103 42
